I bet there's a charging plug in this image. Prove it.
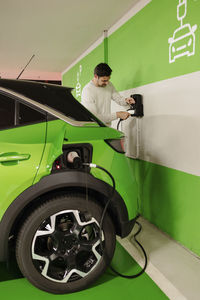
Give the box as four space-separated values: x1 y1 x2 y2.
67 151 82 169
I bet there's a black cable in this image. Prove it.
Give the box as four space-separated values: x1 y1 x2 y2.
116 106 135 131
83 162 148 279
83 163 115 253
109 220 148 278
117 118 122 130
93 165 115 232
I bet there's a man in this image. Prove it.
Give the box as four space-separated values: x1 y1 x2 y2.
81 63 135 126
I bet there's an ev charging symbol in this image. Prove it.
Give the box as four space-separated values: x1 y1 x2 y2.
76 65 82 98
168 0 197 63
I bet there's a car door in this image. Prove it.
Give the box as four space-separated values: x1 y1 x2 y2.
0 92 47 216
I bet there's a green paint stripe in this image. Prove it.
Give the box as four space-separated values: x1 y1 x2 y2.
130 158 200 256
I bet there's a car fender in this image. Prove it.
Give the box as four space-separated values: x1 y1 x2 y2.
0 170 136 261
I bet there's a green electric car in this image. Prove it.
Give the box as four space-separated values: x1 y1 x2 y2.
0 79 138 294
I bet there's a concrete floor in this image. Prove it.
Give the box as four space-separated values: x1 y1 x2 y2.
118 217 200 300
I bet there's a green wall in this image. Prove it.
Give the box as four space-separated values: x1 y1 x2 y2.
132 160 200 255
62 43 104 101
108 0 200 91
63 0 200 92
62 0 200 256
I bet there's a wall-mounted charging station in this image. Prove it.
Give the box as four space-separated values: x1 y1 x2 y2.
113 93 144 160
129 94 144 117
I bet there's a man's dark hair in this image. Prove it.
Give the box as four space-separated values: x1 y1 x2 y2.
94 63 112 77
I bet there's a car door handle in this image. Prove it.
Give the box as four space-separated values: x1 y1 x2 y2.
0 153 30 162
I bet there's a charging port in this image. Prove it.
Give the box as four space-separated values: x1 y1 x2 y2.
52 143 93 172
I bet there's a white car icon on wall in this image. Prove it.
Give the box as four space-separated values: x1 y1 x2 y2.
168 23 197 63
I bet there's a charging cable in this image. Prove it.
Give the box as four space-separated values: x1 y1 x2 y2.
117 106 136 131
117 118 123 131
83 163 115 252
110 221 147 278
83 162 147 279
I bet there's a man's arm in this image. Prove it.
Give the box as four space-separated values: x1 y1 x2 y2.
111 83 135 106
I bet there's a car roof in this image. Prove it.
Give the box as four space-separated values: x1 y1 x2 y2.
0 78 72 96
0 79 104 127
0 78 76 116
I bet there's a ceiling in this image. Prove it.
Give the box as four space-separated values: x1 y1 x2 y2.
0 0 139 80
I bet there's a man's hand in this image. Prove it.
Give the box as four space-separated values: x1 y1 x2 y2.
116 111 130 120
125 97 135 105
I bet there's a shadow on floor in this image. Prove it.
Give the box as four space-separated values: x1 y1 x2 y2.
0 241 141 283
0 241 169 299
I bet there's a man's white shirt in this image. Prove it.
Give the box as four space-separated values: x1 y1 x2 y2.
81 81 128 125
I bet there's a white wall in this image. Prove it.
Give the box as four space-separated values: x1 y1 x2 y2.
111 71 200 176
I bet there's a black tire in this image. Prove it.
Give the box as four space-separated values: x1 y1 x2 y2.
16 193 116 294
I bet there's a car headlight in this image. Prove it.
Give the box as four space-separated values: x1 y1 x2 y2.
105 138 125 153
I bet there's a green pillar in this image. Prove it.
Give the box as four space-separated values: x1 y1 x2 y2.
103 30 108 64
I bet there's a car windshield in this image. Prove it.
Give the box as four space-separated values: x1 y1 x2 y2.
174 25 190 39
0 79 105 126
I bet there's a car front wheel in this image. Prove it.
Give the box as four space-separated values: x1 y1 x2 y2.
16 193 116 294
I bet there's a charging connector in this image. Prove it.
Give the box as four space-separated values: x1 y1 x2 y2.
67 151 82 169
